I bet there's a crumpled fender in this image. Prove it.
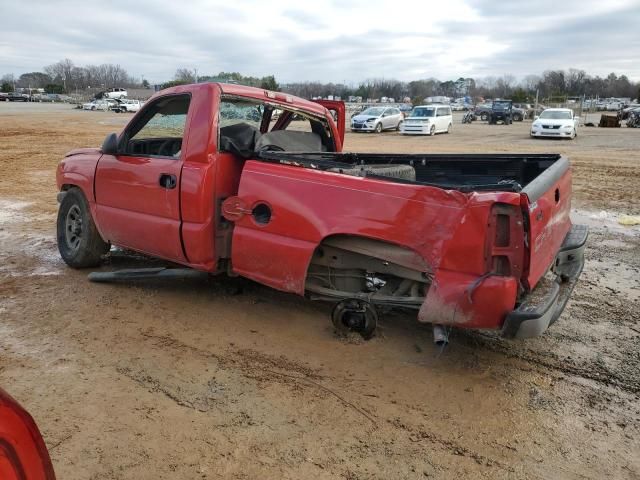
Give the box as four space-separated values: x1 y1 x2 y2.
419 270 518 329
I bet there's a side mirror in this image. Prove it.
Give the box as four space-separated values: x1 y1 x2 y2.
101 133 118 155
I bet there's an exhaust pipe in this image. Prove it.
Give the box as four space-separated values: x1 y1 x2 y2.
432 324 449 346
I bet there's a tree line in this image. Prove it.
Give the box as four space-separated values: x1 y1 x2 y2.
282 70 640 104
2 60 639 103
1 58 146 94
164 69 278 91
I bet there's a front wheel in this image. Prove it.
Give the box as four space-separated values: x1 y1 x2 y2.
446 123 452 133
57 188 110 268
481 112 489 121
374 123 383 133
430 125 436 135
396 120 404 131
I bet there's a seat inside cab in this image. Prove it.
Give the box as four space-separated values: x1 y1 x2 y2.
218 99 334 157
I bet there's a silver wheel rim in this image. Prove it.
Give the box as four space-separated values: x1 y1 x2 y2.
65 204 83 251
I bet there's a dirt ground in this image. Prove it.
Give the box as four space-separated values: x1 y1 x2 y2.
1 103 639 479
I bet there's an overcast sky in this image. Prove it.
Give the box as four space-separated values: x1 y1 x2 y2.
1 0 639 84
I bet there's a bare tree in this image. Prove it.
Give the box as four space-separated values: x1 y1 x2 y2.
522 74 541 92
44 58 74 89
175 68 195 83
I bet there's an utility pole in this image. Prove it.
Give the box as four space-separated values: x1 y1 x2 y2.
194 68 198 84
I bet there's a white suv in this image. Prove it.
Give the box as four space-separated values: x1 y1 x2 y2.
400 105 453 135
103 88 127 99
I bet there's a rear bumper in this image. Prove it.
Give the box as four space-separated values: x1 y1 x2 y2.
502 224 588 338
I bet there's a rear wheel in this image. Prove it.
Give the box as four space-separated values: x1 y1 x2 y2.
57 188 110 268
332 299 378 340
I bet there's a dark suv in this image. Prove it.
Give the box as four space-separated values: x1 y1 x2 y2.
489 100 513 124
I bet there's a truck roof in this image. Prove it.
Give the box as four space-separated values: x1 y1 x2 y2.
157 82 328 116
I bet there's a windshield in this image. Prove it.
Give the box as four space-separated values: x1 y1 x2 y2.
219 100 265 129
410 107 436 117
360 107 385 116
539 110 572 120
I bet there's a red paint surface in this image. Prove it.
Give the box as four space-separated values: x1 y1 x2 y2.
0 389 56 480
524 169 572 289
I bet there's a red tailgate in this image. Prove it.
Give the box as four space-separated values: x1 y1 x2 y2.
522 158 573 289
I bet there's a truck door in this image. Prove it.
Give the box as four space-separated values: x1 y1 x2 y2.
94 94 191 262
313 99 345 147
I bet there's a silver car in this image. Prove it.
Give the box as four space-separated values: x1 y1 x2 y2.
351 106 404 133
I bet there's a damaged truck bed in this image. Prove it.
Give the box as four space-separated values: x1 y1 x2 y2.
55 82 587 342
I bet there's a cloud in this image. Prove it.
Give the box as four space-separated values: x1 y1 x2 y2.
0 0 638 83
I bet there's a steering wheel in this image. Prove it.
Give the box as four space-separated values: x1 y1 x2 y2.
157 139 175 157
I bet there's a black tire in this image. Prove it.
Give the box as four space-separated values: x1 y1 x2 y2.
481 112 489 121
329 164 416 181
332 299 378 340
430 124 436 135
513 113 523 122
446 123 452 133
374 122 383 133
57 188 110 268
396 120 404 131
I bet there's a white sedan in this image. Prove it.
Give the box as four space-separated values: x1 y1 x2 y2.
530 108 579 139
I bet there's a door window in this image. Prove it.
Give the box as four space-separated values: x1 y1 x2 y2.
120 94 191 158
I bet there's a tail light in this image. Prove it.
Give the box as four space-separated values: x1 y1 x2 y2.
0 389 56 480
485 203 524 278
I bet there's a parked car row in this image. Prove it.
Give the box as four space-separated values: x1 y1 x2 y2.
81 98 143 112
583 98 633 111
0 92 74 102
350 105 455 135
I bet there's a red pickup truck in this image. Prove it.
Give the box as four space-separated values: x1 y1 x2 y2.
56 83 587 342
